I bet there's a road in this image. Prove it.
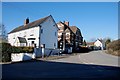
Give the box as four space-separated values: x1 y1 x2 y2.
50 50 120 67
2 51 120 79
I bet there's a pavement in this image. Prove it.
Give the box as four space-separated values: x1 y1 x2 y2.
1 50 120 79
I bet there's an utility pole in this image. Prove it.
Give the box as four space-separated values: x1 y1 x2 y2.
62 25 66 51
38 25 42 48
63 32 65 51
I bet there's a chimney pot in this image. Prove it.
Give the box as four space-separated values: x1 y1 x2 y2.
24 17 29 25
64 21 69 26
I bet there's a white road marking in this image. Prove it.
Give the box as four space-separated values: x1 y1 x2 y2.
83 62 94 64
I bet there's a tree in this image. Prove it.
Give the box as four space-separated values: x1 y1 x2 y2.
105 38 111 47
0 24 7 42
83 40 87 46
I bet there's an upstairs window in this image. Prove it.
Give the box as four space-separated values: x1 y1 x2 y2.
55 32 57 36
24 31 26 37
19 33 21 36
54 43 56 48
13 34 15 39
41 29 43 33
30 30 34 36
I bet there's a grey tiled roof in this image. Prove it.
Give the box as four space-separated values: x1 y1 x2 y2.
8 15 51 34
69 26 78 33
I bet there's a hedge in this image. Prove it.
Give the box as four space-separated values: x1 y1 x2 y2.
0 43 12 62
0 42 34 62
12 46 34 53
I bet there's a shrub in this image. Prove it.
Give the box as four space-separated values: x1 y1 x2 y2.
73 46 91 53
22 47 34 53
12 46 23 53
106 39 120 56
0 42 12 62
12 46 34 53
0 42 34 62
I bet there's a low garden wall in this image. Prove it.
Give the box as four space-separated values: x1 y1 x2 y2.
1 42 61 62
11 53 35 62
11 48 60 62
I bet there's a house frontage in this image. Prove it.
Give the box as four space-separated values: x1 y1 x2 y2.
8 15 58 49
69 26 83 48
57 21 83 52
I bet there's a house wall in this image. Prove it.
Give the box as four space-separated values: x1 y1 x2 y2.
94 40 103 47
75 29 83 46
66 32 70 43
8 16 58 49
57 24 64 42
94 40 106 50
40 16 58 49
8 27 40 47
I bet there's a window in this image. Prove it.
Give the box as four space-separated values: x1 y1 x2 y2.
24 31 26 37
28 38 36 40
30 30 34 36
41 29 43 33
13 34 15 39
31 41 34 44
58 32 62 36
54 43 56 47
55 32 57 36
66 34 70 39
30 34 34 36
19 33 21 36
58 35 61 38
58 27 63 30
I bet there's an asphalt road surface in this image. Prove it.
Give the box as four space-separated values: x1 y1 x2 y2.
2 51 120 79
50 51 120 67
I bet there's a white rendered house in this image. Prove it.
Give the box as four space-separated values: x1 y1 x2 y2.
94 39 105 50
8 15 58 49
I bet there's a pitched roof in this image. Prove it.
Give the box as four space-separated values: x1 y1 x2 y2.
69 26 83 37
8 15 51 34
86 42 94 46
69 26 78 34
97 39 103 43
57 22 75 34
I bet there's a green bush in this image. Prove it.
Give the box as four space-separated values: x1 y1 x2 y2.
0 42 34 62
0 42 12 62
12 46 22 53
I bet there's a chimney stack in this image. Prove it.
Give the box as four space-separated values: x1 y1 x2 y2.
24 17 29 25
64 21 69 26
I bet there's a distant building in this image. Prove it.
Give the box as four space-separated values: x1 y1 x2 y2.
86 42 94 47
57 21 83 52
87 39 105 50
8 15 59 49
94 39 105 50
